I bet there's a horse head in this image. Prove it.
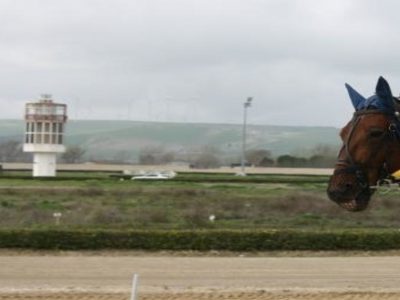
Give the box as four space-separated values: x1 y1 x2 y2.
327 77 400 212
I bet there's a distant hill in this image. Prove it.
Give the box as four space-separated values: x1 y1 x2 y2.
0 120 340 162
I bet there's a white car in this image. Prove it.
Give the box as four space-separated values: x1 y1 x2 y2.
131 172 172 180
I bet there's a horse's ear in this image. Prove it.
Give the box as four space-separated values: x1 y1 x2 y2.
345 83 366 110
376 76 393 105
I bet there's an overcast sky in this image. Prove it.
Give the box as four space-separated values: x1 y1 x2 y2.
1 0 399 127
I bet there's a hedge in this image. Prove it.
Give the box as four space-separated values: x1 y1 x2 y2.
1 229 400 251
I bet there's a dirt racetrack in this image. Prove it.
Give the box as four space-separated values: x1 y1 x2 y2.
1 252 400 300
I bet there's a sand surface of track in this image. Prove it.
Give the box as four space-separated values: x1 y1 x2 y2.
1 254 400 299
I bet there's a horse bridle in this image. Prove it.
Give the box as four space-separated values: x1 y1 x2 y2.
334 109 400 192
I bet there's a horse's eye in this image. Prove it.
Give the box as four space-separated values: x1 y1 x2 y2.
368 129 385 138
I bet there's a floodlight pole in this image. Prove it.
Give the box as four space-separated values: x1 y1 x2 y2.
241 97 253 175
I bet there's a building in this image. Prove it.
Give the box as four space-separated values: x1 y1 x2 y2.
23 94 68 177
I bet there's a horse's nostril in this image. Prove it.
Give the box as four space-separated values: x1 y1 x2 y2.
345 183 353 190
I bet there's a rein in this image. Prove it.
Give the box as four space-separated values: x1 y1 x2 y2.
334 109 400 192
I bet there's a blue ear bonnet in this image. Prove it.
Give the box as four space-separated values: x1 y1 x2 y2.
345 76 396 114
361 94 394 113
345 76 400 139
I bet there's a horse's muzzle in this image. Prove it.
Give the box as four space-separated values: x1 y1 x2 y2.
327 176 372 212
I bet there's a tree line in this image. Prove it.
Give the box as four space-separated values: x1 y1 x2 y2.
0 140 338 168
137 144 338 168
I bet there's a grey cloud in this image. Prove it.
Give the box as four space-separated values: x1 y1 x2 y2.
0 0 400 126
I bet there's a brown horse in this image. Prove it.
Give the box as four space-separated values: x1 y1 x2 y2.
327 77 400 212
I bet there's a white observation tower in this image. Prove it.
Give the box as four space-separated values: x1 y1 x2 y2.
23 94 68 177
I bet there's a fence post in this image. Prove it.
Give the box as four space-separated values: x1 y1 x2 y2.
130 273 139 300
